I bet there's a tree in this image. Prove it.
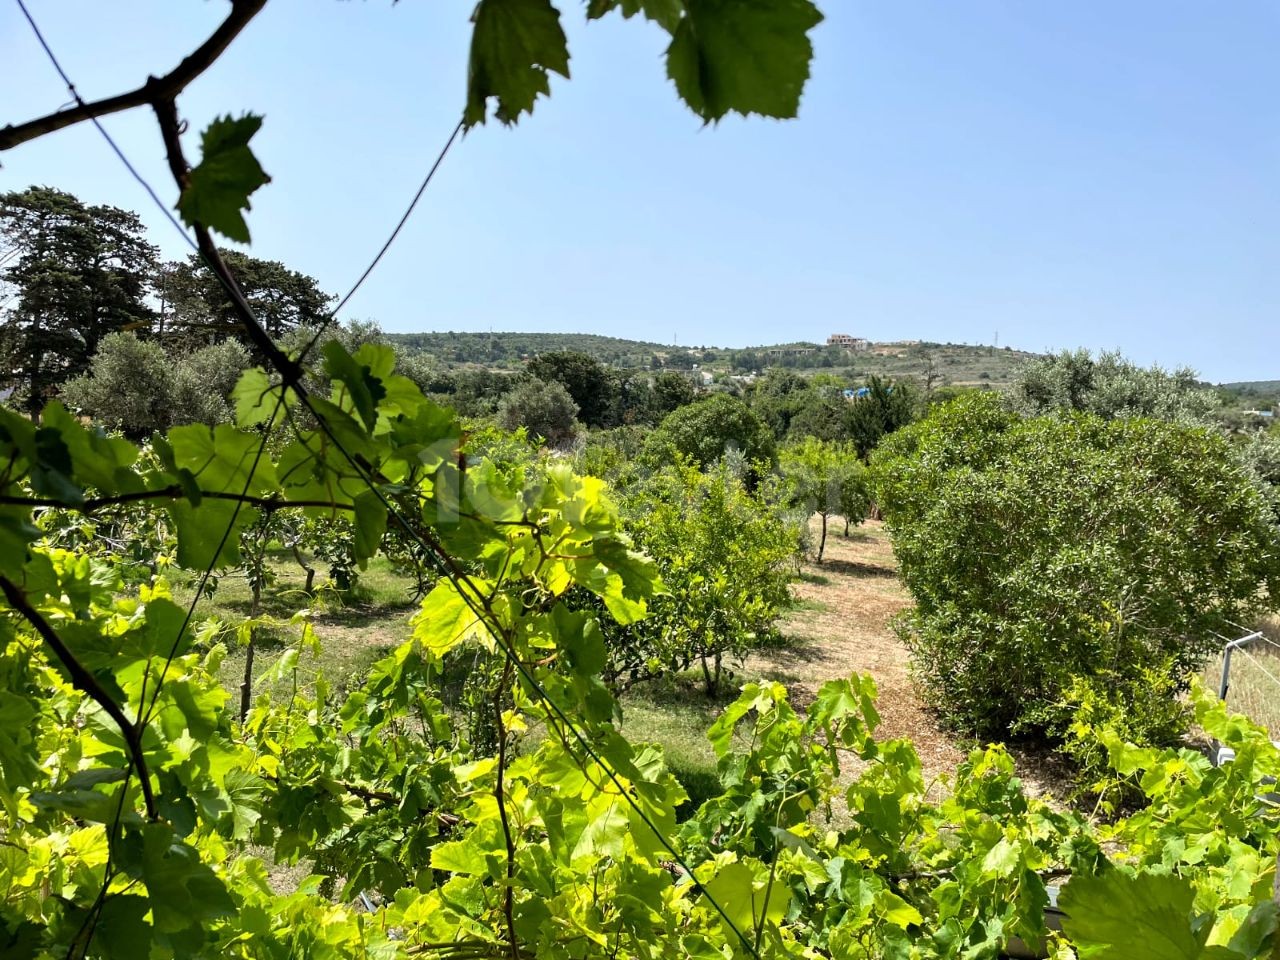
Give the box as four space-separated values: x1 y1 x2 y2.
164 249 334 348
650 370 697 420
1010 349 1220 424
60 333 252 434
870 393 1280 740
746 368 812 438
845 375 917 459
497 377 581 448
527 350 615 428
59 332 172 437
169 338 252 426
609 460 800 695
779 437 861 562
1 186 157 412
642 393 776 470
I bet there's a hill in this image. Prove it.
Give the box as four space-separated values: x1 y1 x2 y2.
387 331 1041 388
385 331 675 369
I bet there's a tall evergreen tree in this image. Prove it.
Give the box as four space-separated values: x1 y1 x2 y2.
1 186 157 412
162 249 333 351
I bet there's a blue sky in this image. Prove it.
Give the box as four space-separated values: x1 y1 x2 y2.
3 1 1277 382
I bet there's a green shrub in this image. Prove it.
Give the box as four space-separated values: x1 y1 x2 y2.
604 460 801 695
871 393 1280 742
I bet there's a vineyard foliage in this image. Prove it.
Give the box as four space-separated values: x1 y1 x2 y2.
0 349 1277 959
1 1 1278 958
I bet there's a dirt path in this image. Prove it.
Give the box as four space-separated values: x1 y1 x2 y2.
748 519 966 783
749 519 1073 796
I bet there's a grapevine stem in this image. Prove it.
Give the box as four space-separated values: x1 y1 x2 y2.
493 660 520 960
0 575 158 820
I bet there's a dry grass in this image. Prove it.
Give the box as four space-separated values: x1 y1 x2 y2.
1202 613 1280 738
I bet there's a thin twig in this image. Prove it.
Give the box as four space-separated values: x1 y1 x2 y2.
0 0 267 151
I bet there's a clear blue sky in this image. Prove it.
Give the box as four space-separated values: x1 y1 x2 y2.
3 1 1277 381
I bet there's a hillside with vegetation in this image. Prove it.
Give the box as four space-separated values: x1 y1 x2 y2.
388 329 1042 388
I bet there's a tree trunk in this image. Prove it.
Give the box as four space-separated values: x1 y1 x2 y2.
700 653 717 698
293 545 316 594
816 514 828 563
844 516 851 536
239 571 263 723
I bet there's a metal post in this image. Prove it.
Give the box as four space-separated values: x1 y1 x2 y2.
1218 632 1264 703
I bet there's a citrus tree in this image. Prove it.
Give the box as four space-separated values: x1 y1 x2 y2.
778 437 866 562
607 459 800 695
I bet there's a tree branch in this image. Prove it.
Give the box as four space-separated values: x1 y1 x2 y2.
0 0 267 151
0 575 158 820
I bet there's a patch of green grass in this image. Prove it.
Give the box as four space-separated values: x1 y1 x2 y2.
619 671 754 817
171 553 421 703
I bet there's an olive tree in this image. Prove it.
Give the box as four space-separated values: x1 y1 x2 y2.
778 437 865 562
871 393 1280 740
496 377 581 449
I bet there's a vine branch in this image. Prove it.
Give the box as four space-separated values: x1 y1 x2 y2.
0 0 267 151
0 489 357 513
0 575 158 820
151 94 302 384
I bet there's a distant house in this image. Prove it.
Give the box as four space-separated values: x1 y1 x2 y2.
1244 409 1275 418
764 345 817 357
827 334 870 351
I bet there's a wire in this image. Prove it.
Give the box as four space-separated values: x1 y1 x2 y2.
14 0 200 255
13 6 761 958
1236 647 1280 697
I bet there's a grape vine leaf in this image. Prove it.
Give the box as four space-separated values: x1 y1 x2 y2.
586 0 684 33
666 0 823 122
465 0 570 127
323 341 387 432
1059 870 1239 959
176 114 271 243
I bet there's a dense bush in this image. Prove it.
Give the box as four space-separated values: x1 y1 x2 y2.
641 392 776 470
871 393 1280 740
496 377 582 448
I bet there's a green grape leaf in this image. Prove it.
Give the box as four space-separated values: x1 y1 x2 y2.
352 489 388 564
586 0 684 33
0 509 40 576
702 860 790 938
465 0 570 127
323 341 387 432
412 581 490 657
1059 870 1218 960
231 367 283 427
1226 901 1278 959
176 114 271 242
168 423 277 495
168 499 254 570
666 0 822 122
29 427 83 506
